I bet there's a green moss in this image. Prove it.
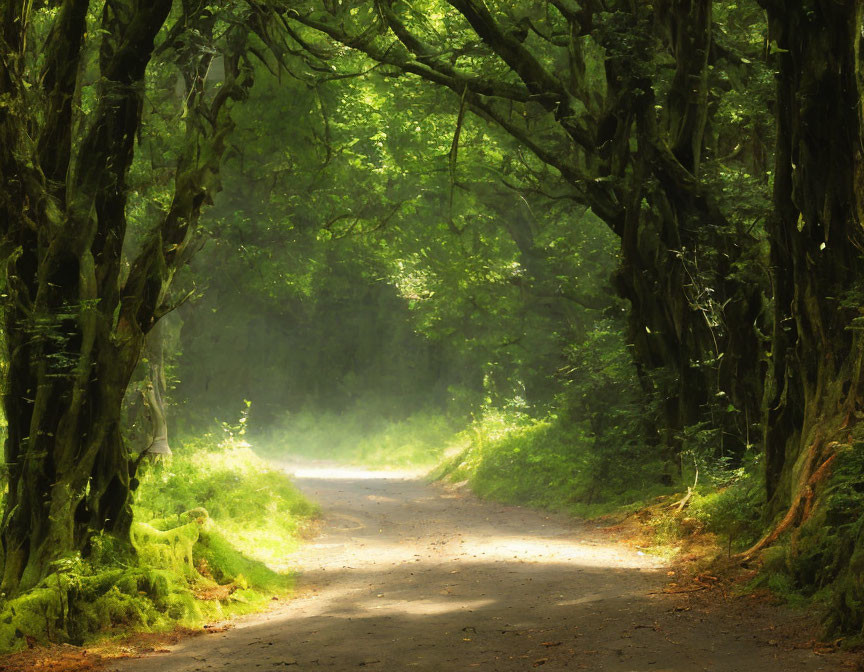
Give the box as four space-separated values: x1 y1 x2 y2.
78 585 159 631
194 527 292 594
131 520 201 577
135 439 318 567
158 590 202 623
761 544 788 574
0 435 316 654
0 587 65 651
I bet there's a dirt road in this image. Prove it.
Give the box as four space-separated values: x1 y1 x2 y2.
112 466 846 671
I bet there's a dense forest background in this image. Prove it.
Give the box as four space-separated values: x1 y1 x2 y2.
3 0 864 653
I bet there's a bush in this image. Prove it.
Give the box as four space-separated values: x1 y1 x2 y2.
433 408 672 517
687 472 764 552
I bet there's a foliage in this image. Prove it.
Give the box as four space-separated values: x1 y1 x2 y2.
686 470 764 553
558 323 657 474
171 58 619 428
433 406 672 518
5 0 864 644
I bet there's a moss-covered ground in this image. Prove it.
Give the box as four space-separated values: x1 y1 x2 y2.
0 435 318 655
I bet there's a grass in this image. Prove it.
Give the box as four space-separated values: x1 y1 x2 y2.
428 409 781 577
431 409 677 518
0 433 318 654
255 405 461 468
136 435 318 567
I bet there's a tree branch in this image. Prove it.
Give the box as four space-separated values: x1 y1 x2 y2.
287 9 533 103
122 25 253 333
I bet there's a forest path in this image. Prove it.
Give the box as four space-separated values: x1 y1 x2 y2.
112 464 843 672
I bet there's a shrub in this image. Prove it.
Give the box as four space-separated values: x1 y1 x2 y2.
433 408 673 517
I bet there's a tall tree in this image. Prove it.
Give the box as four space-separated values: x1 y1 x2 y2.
743 2 864 551
0 2 252 594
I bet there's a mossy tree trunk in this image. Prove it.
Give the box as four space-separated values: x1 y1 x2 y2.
0 1 251 595
746 2 864 550
613 1 764 462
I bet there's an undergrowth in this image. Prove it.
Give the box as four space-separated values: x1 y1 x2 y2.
256 403 460 467
745 439 864 638
431 408 675 517
430 408 773 567
0 434 317 654
645 439 864 641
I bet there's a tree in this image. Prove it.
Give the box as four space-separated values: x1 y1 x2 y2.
742 1 864 551
172 60 620 423
274 0 770 465
0 2 253 594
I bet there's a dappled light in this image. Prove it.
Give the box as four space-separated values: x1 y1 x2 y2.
2 1 864 669
283 465 427 481
113 471 833 672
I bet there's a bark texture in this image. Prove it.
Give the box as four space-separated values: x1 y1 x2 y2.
757 1 864 516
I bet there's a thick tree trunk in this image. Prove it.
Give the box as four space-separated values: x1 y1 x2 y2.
753 1 864 532
610 1 764 463
0 0 171 595
0 2 250 595
1 317 142 592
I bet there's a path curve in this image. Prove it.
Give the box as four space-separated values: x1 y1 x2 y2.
113 465 841 671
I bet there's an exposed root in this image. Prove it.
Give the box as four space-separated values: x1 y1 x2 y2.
737 445 838 562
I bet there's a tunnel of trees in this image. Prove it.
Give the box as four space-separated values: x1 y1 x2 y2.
3 0 864 642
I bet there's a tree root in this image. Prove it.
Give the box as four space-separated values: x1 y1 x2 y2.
737 445 838 562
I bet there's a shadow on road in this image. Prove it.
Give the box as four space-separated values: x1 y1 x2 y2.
111 467 840 672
